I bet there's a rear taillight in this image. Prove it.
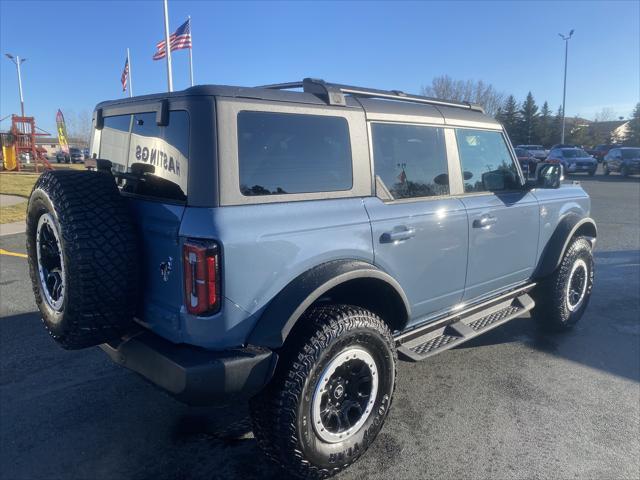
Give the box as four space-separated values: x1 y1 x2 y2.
183 240 220 315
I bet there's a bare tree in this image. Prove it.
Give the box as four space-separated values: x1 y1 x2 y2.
63 109 92 147
421 75 505 116
593 107 616 122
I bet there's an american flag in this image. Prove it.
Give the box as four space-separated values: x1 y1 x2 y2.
121 57 129 92
153 19 192 60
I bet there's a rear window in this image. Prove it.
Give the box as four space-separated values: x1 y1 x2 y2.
237 111 353 196
98 110 189 201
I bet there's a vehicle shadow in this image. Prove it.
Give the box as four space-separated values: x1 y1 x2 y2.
454 249 640 383
0 311 290 480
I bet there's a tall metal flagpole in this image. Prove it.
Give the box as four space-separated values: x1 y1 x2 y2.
163 0 174 92
127 48 133 97
188 15 194 87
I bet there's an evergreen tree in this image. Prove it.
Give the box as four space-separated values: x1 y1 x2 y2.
519 92 539 144
500 95 521 144
536 101 552 147
624 102 640 146
551 105 564 145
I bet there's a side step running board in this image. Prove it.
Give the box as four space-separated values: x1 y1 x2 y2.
397 293 535 362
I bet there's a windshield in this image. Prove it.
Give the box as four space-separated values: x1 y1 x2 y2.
69 148 81 154
622 149 640 159
523 145 543 150
515 148 528 156
562 149 589 158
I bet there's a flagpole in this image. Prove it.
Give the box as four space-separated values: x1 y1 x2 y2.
162 0 174 92
188 15 194 87
127 48 133 97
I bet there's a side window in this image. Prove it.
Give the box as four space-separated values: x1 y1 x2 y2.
455 129 520 193
237 111 353 196
99 114 132 173
371 123 449 200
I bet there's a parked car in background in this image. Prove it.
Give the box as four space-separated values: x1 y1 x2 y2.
516 144 547 160
592 144 622 162
56 151 70 163
547 147 597 175
550 144 580 150
514 147 539 177
83 148 90 160
603 147 640 177
69 147 85 164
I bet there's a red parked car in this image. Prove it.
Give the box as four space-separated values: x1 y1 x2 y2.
514 147 539 177
592 144 622 162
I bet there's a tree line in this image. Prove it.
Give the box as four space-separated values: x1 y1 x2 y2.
422 75 640 147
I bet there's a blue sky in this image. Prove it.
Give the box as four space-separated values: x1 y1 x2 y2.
1 0 638 135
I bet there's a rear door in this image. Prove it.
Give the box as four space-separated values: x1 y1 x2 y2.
95 109 190 340
365 123 468 323
454 128 539 300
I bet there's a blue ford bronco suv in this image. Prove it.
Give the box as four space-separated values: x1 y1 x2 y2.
26 79 596 478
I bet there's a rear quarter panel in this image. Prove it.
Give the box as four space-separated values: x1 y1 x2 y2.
179 198 374 348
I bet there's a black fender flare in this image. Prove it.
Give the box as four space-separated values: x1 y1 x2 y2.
247 259 411 349
534 215 597 279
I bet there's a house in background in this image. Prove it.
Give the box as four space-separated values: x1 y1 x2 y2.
35 137 88 158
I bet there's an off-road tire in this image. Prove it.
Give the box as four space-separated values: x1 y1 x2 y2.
621 165 629 177
26 170 139 349
250 305 396 479
532 236 594 331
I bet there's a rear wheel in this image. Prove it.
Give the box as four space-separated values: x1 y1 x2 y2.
621 165 629 177
531 237 594 331
250 305 396 479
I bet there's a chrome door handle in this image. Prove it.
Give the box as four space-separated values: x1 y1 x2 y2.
381 227 416 243
473 215 497 229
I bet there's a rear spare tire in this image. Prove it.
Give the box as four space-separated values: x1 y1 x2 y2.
26 170 139 349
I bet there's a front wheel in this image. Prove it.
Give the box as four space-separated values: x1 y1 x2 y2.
603 162 610 175
250 305 396 479
532 237 594 331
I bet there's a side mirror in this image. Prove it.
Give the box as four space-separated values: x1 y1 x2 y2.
534 163 563 189
481 171 506 191
433 173 449 186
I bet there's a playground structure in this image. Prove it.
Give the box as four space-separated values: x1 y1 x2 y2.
1 115 52 172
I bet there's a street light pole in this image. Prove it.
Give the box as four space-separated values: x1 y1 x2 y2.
5 53 26 117
559 30 574 144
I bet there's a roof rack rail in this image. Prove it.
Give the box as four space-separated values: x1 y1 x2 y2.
257 78 485 113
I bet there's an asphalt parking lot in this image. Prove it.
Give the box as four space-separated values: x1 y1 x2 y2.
1 171 639 480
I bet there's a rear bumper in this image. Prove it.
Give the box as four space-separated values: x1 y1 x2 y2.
100 330 276 405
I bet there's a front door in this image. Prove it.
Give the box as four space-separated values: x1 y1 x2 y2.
365 123 468 324
454 128 540 300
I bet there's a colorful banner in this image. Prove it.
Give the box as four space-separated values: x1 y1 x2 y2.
56 109 69 154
